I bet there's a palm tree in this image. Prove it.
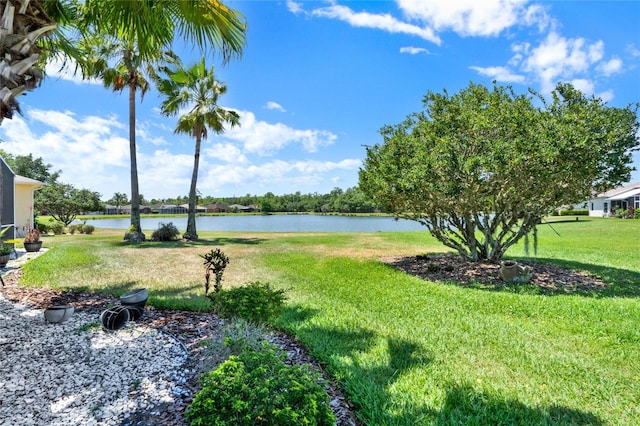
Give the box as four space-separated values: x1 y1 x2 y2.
81 1 245 242
0 0 82 124
156 57 240 240
2 1 247 241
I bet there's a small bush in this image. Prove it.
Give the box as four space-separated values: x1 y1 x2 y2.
67 224 79 234
81 224 95 234
186 343 335 426
47 221 65 235
208 281 286 324
151 222 180 241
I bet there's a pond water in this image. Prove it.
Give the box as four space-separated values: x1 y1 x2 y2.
78 215 425 233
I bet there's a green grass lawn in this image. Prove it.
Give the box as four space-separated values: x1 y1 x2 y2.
15 217 640 425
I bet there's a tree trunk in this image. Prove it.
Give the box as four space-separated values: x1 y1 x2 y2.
124 77 144 242
184 133 201 241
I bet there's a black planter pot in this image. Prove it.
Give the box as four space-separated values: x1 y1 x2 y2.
0 253 9 267
100 306 130 331
23 241 42 252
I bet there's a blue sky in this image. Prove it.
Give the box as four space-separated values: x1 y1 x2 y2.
0 0 639 201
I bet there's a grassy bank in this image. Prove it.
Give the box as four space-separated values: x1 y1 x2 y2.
17 218 640 425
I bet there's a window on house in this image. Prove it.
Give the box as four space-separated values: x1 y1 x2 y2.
635 196 639 209
591 202 594 211
604 202 608 213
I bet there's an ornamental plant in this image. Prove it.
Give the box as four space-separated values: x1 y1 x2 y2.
186 342 335 426
208 281 286 325
201 248 230 294
24 229 40 243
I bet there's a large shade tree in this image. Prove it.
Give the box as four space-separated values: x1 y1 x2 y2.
155 57 240 240
79 0 246 242
359 82 639 263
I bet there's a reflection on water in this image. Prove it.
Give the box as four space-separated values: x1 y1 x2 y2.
78 215 424 233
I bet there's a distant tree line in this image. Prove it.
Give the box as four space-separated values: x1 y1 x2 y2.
112 187 381 215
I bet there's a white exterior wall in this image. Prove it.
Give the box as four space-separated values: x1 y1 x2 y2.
14 178 43 237
587 198 609 217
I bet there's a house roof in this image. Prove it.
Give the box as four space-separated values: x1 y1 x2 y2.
14 175 44 188
597 181 640 199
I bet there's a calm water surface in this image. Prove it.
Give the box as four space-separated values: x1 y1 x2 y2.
79 215 424 233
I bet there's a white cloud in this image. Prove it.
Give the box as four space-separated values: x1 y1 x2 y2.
570 78 595 95
45 58 100 85
400 46 431 55
224 110 337 155
265 101 286 112
396 0 545 37
286 0 303 15
520 31 608 93
199 158 361 193
0 107 356 199
469 65 526 83
204 142 249 164
598 57 623 76
597 90 614 103
306 3 441 44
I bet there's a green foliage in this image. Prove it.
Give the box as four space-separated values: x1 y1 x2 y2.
37 183 105 226
0 243 13 255
359 81 639 262
67 224 79 234
201 248 230 294
186 343 335 426
81 224 95 234
151 222 180 241
208 281 286 325
560 209 589 216
46 220 65 235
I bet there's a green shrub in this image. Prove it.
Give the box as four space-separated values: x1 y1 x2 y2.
559 209 589 216
186 343 335 426
151 222 180 241
47 221 65 235
81 224 95 234
196 319 268 374
67 224 79 234
208 281 286 324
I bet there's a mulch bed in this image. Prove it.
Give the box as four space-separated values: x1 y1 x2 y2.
0 270 360 426
382 253 609 293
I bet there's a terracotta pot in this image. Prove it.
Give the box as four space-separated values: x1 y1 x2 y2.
499 261 519 282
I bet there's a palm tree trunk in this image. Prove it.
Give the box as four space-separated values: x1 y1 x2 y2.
184 133 201 240
124 77 144 242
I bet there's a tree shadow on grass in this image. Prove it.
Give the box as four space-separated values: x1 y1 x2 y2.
518 257 640 298
437 383 603 425
280 305 604 425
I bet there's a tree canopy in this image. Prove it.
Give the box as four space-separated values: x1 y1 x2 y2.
359 82 639 262
37 183 104 225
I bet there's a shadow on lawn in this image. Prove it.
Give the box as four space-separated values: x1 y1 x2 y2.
281 306 604 425
506 257 640 298
113 236 266 249
437 384 603 425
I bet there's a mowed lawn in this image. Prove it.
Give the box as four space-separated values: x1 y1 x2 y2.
19 217 640 425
